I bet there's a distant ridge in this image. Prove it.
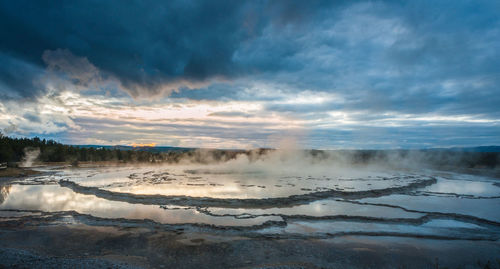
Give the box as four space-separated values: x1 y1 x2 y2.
73 145 195 153
74 145 500 153
424 146 500 153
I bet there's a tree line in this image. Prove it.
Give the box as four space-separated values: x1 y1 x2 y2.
0 132 248 165
1 132 497 169
0 133 192 165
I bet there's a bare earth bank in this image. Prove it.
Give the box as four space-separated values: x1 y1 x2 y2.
0 224 499 269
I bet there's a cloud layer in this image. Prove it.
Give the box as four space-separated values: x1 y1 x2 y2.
0 0 499 148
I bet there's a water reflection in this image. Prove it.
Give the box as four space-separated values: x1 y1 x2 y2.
424 178 500 196
61 166 419 199
205 200 424 219
2 165 499 238
360 194 500 222
0 184 281 226
259 219 491 239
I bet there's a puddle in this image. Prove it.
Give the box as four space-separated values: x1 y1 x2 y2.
420 177 500 197
359 194 500 222
259 219 498 240
203 199 424 219
0 185 281 226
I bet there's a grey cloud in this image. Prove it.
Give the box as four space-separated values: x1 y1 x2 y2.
42 49 101 87
208 111 253 118
23 112 41 123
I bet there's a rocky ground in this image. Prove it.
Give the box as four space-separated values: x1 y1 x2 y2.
0 167 40 179
1 223 499 269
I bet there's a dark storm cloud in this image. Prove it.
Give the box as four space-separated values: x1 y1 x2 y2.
2 0 498 108
0 52 44 99
172 0 499 119
0 0 341 97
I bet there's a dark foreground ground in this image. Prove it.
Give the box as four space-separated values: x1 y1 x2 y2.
0 223 499 269
0 167 41 178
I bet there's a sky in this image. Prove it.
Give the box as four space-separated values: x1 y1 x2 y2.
0 0 499 149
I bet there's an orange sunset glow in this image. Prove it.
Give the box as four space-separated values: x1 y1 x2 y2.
128 142 157 147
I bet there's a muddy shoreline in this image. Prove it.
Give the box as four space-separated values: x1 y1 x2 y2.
0 167 41 179
1 223 499 269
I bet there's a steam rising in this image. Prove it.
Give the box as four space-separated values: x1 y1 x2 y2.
20 147 40 168
174 146 499 177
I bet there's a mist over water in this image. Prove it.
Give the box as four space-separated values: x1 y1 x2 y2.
173 146 499 177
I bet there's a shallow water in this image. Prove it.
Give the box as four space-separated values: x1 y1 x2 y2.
421 178 500 197
201 200 425 219
1 165 499 241
259 219 496 239
359 194 500 222
61 165 422 199
0 185 281 226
